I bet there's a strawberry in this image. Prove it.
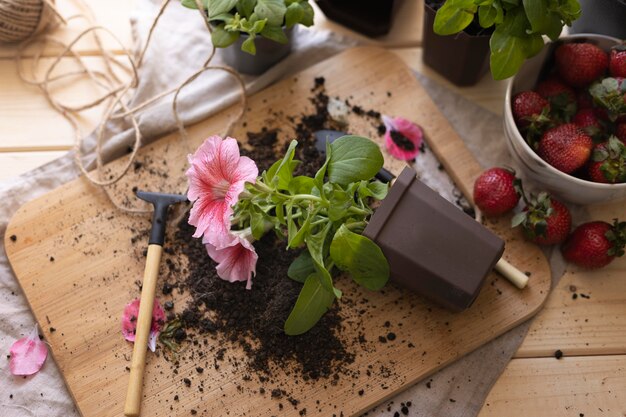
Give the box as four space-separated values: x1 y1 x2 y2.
512 91 550 128
617 123 626 144
562 219 626 269
512 192 571 245
536 77 577 121
577 90 594 110
589 77 626 122
609 45 626 78
588 136 626 183
555 42 609 88
538 124 593 174
473 167 520 217
572 108 603 139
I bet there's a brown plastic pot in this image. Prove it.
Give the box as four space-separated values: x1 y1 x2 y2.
315 0 395 37
219 27 294 75
363 167 504 312
422 3 491 86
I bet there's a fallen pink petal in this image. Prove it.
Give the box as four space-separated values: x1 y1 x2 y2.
121 298 166 352
9 325 48 376
204 230 258 290
186 136 258 247
382 114 423 161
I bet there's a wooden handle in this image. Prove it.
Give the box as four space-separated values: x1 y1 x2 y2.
124 244 163 417
495 257 529 289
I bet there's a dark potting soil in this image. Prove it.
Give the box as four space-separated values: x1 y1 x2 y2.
389 130 415 151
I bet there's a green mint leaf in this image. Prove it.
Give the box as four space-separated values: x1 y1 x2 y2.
236 0 256 18
330 225 389 291
288 251 316 283
284 274 335 335
299 1 314 26
328 136 384 186
211 24 239 48
478 4 497 27
241 35 257 55
208 0 238 18
260 25 288 43
285 2 304 28
544 12 563 40
254 0 287 26
433 0 478 35
522 0 549 33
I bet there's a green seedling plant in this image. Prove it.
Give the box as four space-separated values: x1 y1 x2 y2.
181 0 314 55
433 0 581 80
237 137 390 335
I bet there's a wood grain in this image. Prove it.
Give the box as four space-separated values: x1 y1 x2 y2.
479 355 626 417
0 151 67 182
5 47 551 417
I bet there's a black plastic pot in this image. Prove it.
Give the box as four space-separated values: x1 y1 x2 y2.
219 27 294 75
422 3 492 86
571 0 626 40
363 167 504 312
315 0 395 37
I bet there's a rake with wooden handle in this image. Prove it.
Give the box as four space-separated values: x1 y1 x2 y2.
124 190 187 417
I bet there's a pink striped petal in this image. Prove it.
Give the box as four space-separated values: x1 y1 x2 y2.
9 325 48 376
205 233 258 289
121 298 166 352
382 115 423 161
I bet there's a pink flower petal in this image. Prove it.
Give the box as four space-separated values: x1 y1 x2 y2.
382 115 423 161
121 298 166 352
9 325 48 376
205 233 258 289
186 136 258 244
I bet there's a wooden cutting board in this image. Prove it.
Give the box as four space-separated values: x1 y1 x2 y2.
5 47 550 417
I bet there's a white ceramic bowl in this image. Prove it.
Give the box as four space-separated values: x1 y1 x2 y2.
503 34 626 205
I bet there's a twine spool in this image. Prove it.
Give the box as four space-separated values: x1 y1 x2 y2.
0 0 57 44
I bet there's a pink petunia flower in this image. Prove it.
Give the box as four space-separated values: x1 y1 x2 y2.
382 115 423 161
121 298 166 352
204 229 258 290
9 325 48 376
186 136 258 247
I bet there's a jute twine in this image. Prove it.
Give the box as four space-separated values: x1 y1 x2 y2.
13 0 248 214
0 0 63 43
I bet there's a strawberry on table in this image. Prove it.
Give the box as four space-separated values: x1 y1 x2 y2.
538 124 593 174
555 42 609 88
473 167 520 217
536 77 577 121
588 136 626 183
512 192 571 246
609 45 626 78
562 219 626 269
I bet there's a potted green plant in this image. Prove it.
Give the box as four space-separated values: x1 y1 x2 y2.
428 0 582 82
315 0 396 37
181 0 314 74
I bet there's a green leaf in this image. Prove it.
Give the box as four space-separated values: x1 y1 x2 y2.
523 0 549 33
260 25 288 43
255 0 287 26
478 4 497 27
544 12 564 40
241 35 257 55
314 142 331 197
433 0 478 35
250 209 267 240
288 251 316 283
288 176 315 195
284 274 335 335
288 208 315 249
299 0 314 26
358 180 389 200
181 0 209 9
211 12 235 22
208 0 238 18
305 222 341 298
267 140 298 189
511 212 527 228
250 17 267 33
236 0 256 17
328 189 352 222
329 225 389 291
328 136 384 186
211 24 239 48
285 2 304 28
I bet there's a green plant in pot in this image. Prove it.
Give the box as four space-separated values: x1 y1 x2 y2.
431 0 582 80
181 0 314 74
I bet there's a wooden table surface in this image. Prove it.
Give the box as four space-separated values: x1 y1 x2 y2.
0 1 624 416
